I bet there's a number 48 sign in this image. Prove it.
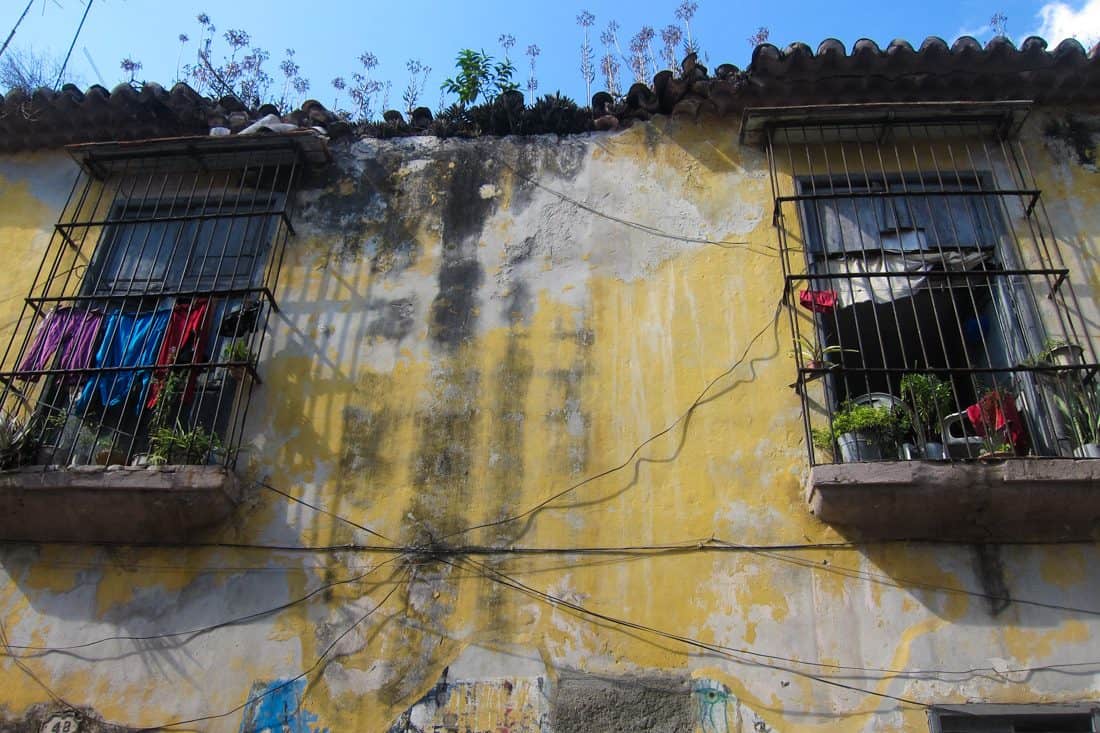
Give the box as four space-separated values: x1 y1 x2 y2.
41 715 79 733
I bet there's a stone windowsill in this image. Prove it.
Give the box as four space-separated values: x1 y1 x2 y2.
806 458 1100 541
0 464 242 544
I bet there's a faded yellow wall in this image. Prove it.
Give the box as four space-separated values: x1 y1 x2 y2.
0 112 1098 733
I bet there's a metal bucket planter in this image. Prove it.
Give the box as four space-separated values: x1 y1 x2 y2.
922 441 946 460
1049 343 1084 367
1073 443 1100 458
836 432 882 462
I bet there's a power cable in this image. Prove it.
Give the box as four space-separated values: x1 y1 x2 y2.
0 0 34 62
750 547 1100 618
0 619 78 713
132 567 407 732
53 0 93 90
492 154 780 257
258 480 394 544
444 300 783 542
450 555 929 709
3 554 406 656
13 536 1100 662
450 555 1100 687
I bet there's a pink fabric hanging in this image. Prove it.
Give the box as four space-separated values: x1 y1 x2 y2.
799 289 839 314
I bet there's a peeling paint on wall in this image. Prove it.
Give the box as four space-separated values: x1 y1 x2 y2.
0 114 1099 733
238 679 324 733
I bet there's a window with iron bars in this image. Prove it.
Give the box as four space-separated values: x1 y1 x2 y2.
0 136 304 469
929 704 1100 732
756 104 1099 466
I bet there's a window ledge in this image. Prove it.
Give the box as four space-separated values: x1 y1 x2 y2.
807 459 1100 541
0 465 242 543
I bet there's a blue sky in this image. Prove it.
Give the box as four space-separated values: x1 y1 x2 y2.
4 0 1098 111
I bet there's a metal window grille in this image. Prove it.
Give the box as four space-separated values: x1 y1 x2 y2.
751 103 1100 465
929 704 1100 732
0 135 311 469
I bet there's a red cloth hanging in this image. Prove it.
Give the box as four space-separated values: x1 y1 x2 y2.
965 389 1029 456
146 299 211 409
799 289 838 314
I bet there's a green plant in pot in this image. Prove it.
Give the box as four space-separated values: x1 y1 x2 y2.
0 414 39 469
813 402 907 463
793 337 858 382
222 338 252 380
1038 337 1085 367
899 373 953 460
149 420 222 466
1051 379 1100 458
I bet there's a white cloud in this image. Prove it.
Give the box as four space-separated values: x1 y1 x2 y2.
1033 0 1100 48
954 23 991 40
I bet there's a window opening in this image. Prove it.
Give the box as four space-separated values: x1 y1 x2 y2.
0 137 303 469
930 705 1099 733
758 106 1100 465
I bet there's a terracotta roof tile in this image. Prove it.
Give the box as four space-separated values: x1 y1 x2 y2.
0 35 1096 152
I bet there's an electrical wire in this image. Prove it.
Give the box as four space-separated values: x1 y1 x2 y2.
12 536 1100 664
749 547 1100 618
448 555 929 709
258 480 395 544
453 552 1100 681
0 619 78 713
0 0 34 61
491 154 781 257
443 300 783 542
132 567 408 733
3 554 406 656
53 0 93 90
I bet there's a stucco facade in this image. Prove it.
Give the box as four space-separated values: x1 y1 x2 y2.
1 39 1100 733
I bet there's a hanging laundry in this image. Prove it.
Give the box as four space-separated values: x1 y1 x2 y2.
798 289 839 314
147 299 211 409
73 309 172 413
17 307 103 384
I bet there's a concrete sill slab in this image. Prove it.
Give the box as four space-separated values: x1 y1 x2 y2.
806 459 1100 541
0 465 242 543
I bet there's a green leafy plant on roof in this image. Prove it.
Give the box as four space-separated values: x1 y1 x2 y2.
441 49 518 107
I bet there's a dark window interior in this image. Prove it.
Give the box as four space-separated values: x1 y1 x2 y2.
84 200 275 296
937 712 1095 732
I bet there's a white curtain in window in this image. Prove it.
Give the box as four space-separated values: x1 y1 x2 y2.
815 251 992 308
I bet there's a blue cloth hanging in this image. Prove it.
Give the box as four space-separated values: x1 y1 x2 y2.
73 309 172 413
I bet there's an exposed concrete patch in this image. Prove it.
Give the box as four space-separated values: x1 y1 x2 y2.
550 672 693 733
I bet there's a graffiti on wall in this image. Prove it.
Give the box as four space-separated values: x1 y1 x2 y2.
387 677 550 733
694 679 773 733
238 678 327 733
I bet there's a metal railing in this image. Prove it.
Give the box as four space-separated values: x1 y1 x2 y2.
761 112 1099 465
0 138 301 469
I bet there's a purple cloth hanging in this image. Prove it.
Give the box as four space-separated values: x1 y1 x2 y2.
17 308 104 383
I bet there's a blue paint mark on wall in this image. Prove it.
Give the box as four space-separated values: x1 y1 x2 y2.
239 678 327 733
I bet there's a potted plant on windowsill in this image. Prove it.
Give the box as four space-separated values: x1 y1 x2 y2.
222 338 253 381
1039 338 1085 368
966 387 1028 459
1023 339 1087 383
813 402 907 463
0 414 40 470
899 372 953 460
793 337 858 382
1051 379 1100 458
149 421 223 466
